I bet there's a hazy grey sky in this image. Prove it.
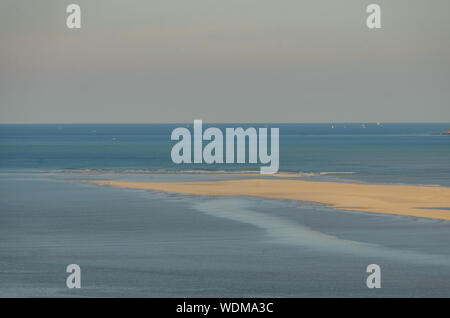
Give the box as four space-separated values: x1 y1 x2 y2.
1 0 449 123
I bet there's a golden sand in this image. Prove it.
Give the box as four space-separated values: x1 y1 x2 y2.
87 179 450 220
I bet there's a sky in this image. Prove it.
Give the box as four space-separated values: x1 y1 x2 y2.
0 0 449 123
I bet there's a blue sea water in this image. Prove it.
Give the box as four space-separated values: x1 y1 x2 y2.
1 123 449 185
1 123 450 297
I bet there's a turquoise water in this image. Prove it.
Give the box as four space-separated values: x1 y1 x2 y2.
1 123 449 185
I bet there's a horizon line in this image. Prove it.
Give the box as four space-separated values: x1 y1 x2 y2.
0 121 449 125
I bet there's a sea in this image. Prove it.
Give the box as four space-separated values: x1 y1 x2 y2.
1 123 449 185
1 123 450 297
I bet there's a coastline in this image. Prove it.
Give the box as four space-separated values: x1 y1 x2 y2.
86 178 450 220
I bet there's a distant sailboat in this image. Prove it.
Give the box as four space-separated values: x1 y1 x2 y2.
361 123 366 128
